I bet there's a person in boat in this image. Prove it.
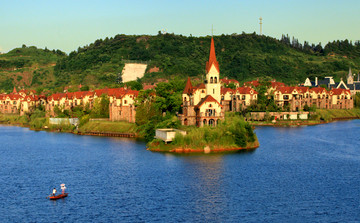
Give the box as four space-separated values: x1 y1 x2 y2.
52 188 57 196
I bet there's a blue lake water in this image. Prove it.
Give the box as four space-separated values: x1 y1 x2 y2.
0 120 360 222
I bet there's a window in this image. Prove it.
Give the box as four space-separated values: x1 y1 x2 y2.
206 109 215 116
124 100 127 104
119 111 122 115
242 95 245 100
209 119 215 126
221 96 224 100
210 77 213 83
214 77 217 83
184 97 187 101
213 89 215 94
283 95 289 100
201 90 205 93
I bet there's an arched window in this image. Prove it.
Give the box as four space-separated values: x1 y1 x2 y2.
210 77 213 83
184 97 187 101
203 119 207 126
184 118 188 126
209 119 215 126
214 77 217 83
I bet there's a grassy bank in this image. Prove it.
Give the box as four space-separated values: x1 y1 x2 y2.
0 113 138 135
315 108 360 121
78 120 137 134
148 114 259 153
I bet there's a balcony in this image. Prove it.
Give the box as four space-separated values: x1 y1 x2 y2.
200 111 224 117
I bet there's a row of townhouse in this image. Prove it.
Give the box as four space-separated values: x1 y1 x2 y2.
0 87 139 123
0 88 45 115
46 88 139 122
271 86 353 111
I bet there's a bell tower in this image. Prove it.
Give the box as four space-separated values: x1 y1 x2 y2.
205 37 221 102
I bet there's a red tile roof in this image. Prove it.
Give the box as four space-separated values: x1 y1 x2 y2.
221 87 235 95
243 80 260 87
310 87 327 94
237 87 258 94
196 95 222 108
270 81 286 88
330 88 351 95
183 77 193 94
220 78 239 85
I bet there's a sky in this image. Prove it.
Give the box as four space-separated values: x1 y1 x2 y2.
1 0 360 53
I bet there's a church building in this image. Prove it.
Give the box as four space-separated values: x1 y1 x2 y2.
179 37 258 127
179 37 224 127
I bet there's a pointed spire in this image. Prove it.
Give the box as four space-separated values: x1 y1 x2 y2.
206 37 219 73
348 67 352 78
13 86 17 94
183 77 193 94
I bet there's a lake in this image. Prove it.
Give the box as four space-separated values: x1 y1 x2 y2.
0 120 359 222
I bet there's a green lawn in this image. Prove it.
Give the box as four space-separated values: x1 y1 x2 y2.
78 120 137 133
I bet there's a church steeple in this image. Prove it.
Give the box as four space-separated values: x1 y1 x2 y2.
206 37 219 74
13 86 17 94
347 67 354 84
183 77 193 94
205 37 221 102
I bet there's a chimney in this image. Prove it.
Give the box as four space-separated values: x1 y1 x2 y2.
315 77 318 86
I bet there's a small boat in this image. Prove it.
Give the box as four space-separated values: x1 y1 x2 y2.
49 193 68 200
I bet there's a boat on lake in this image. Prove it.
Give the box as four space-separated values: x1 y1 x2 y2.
49 193 68 200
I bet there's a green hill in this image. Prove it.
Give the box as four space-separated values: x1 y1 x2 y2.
1 33 360 92
54 33 360 87
0 45 65 92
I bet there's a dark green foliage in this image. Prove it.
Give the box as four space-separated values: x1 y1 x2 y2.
354 93 360 108
80 85 90 91
90 94 110 118
2 33 360 92
52 33 360 88
126 81 143 91
0 78 14 92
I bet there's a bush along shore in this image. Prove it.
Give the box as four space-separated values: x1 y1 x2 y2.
0 112 138 137
147 114 260 153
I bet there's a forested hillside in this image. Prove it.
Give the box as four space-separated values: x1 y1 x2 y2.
0 45 65 92
1 33 360 93
53 33 360 86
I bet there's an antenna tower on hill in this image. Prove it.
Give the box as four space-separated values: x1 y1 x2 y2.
259 17 263 35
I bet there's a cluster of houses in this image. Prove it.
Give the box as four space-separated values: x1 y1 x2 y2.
179 37 354 127
0 87 139 123
0 38 356 126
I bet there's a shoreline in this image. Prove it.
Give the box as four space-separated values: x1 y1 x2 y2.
250 116 359 127
147 144 259 154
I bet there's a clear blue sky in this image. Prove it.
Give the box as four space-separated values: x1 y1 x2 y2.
1 0 359 53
